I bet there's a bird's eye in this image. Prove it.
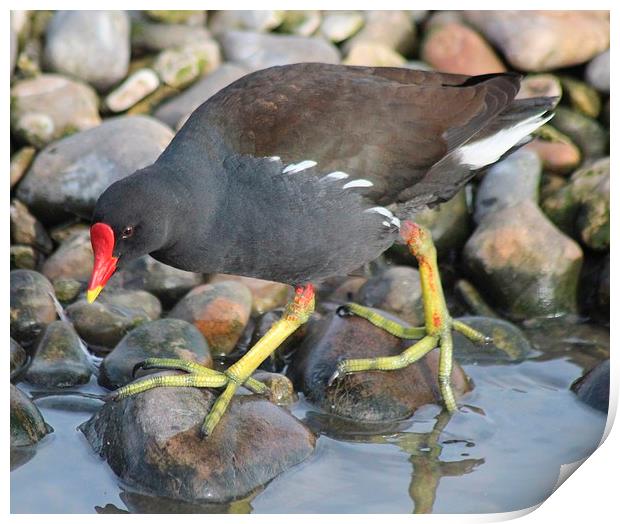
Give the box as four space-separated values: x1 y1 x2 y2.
121 226 134 239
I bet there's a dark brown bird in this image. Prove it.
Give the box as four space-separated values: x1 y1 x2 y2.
87 63 554 437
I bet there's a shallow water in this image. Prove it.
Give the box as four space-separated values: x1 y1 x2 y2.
11 320 608 514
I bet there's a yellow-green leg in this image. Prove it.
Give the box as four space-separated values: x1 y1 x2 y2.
111 284 316 437
330 222 491 413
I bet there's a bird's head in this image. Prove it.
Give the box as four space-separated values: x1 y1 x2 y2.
86 168 174 303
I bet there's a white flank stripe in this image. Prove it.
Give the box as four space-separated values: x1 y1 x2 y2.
283 160 317 173
267 156 281 162
382 221 391 227
322 171 349 181
391 216 401 228
343 179 373 189
457 111 553 169
365 206 393 218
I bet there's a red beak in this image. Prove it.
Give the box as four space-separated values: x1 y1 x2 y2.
87 223 118 303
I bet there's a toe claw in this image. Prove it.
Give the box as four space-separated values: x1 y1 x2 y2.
132 361 146 378
483 336 493 345
327 367 342 387
336 305 352 318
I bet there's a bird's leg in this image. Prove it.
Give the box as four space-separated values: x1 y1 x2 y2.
111 284 315 437
330 222 491 413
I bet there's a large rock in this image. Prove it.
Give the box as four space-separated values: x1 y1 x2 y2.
353 266 424 326
11 385 53 447
16 116 173 224
168 282 252 355
421 22 505 75
154 64 248 129
10 74 101 147
474 150 541 224
41 230 93 282
571 359 609 413
10 270 57 348
464 11 610 71
44 10 130 91
99 318 212 389
10 338 28 377
209 274 291 315
217 30 340 71
80 385 316 503
288 311 470 422
67 290 162 349
464 200 583 319
24 320 91 387
109 255 203 309
542 157 610 251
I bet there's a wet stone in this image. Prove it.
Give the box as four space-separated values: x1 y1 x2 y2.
44 10 130 91
42 230 93 282
288 311 470 422
551 107 608 160
209 274 291 315
16 116 173 224
154 63 248 129
10 245 42 271
474 150 541 224
80 385 316 503
153 40 221 89
10 270 57 348
354 266 424 326
464 201 583 320
11 338 28 377
99 318 212 390
252 371 298 406
49 222 89 244
11 384 53 447
421 22 505 76
218 30 340 71
452 316 532 364
525 131 581 176
24 320 91 388
109 255 203 309
571 359 609 413
560 76 601 118
67 290 162 350
169 281 252 356
10 199 53 254
10 74 101 148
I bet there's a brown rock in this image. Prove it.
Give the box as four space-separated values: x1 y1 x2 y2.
41 230 93 282
169 282 252 355
464 11 610 71
422 22 505 75
525 136 581 175
10 199 53 254
288 311 470 422
209 274 291 315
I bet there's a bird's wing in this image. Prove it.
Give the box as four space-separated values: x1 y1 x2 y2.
175 63 521 206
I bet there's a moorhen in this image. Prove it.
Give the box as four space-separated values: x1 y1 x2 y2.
87 63 554 436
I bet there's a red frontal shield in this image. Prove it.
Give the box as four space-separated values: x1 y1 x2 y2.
87 223 118 303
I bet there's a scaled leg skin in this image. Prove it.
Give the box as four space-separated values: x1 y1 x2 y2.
329 221 491 413
112 284 316 437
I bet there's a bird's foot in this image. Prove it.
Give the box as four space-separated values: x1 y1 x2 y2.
330 222 492 413
110 284 315 437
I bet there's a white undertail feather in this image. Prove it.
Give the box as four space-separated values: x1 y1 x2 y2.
321 171 349 181
457 111 553 169
343 179 373 189
283 160 317 173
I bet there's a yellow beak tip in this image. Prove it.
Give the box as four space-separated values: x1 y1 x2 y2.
86 287 103 304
